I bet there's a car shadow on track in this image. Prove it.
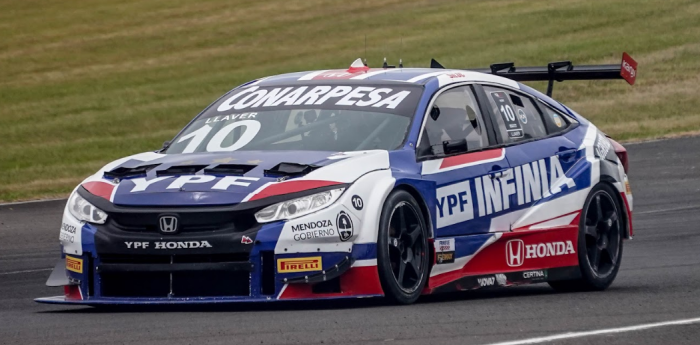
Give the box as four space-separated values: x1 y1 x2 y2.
36 285 562 314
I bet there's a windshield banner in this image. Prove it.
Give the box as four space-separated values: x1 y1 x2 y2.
210 84 423 117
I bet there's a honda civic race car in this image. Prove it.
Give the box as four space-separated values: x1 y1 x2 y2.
37 54 637 305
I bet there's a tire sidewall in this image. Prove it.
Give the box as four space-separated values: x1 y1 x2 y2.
376 190 430 304
577 183 624 290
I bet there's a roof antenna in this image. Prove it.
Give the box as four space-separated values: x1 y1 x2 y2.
363 35 367 66
382 57 388 69
399 37 403 68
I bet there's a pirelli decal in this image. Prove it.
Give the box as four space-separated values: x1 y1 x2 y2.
277 257 322 273
66 256 83 273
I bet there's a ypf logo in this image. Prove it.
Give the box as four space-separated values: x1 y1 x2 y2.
159 215 179 234
506 239 525 267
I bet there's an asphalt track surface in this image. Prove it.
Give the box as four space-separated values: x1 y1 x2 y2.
2 136 700 345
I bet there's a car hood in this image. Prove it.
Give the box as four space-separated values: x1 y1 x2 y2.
80 150 390 206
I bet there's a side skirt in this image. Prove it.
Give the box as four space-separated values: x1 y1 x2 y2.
430 266 580 294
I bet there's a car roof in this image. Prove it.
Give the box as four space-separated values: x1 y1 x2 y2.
252 67 520 89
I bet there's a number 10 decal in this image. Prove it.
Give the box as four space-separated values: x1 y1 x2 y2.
490 91 523 139
176 120 261 153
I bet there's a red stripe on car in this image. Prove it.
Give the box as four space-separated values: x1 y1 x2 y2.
248 180 343 201
439 148 504 169
82 181 115 201
278 266 383 299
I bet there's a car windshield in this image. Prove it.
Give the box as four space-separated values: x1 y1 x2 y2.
166 83 423 154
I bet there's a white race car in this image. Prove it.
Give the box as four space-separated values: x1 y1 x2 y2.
38 54 636 305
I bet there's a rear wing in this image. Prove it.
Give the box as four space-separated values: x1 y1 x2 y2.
430 52 637 96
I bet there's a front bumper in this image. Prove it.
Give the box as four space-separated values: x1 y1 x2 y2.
38 202 383 305
36 247 381 305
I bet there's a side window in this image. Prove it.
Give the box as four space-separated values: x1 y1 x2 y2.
483 86 547 144
538 101 574 134
418 86 488 157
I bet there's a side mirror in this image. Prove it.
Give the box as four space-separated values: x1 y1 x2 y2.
442 139 468 155
161 141 171 151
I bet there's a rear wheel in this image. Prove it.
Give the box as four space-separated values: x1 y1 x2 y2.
377 190 429 304
549 183 624 291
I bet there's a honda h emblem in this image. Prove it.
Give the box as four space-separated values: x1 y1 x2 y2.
506 239 524 267
159 215 179 233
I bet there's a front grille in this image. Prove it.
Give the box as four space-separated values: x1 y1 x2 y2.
100 253 249 264
98 253 251 297
108 210 257 233
100 271 251 297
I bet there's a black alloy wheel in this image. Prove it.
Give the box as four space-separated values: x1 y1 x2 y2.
583 190 622 278
549 183 624 292
377 190 429 304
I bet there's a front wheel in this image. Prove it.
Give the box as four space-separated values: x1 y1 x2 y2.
376 190 429 305
549 183 624 292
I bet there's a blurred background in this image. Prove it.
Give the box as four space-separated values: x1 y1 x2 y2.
1 0 698 202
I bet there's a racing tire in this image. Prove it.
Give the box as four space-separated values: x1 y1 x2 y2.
376 190 430 305
549 183 624 292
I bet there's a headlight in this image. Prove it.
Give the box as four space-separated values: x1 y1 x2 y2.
255 188 345 223
67 192 108 224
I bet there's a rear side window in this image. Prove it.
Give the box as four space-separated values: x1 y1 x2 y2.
483 86 547 144
538 101 575 134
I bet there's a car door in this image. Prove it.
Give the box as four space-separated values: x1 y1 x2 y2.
477 84 580 231
417 84 512 237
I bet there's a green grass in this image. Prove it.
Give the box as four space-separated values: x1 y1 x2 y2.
1 0 699 202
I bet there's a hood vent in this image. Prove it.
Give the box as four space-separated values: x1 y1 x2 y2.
264 162 319 178
204 164 256 176
104 164 159 179
156 165 208 177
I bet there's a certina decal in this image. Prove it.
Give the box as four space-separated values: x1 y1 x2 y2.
436 155 576 228
336 211 353 242
216 85 412 112
277 257 322 273
477 276 496 287
523 270 547 279
506 239 575 267
129 175 260 193
124 241 213 249
66 256 83 273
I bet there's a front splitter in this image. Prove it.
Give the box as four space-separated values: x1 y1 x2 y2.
34 294 382 305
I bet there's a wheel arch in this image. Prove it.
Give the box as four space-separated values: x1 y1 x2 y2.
393 183 434 239
597 176 631 239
